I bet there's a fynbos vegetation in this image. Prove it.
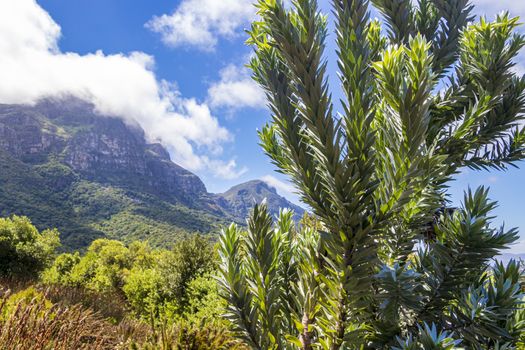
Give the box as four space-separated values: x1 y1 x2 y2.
0 217 240 349
2 0 525 349
219 0 525 348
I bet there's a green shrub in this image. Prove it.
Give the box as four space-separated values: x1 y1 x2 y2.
43 235 218 321
183 273 226 324
159 234 217 309
0 216 60 279
41 252 81 285
123 267 163 317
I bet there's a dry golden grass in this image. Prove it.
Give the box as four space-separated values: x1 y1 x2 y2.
0 290 118 349
43 284 129 323
0 287 247 350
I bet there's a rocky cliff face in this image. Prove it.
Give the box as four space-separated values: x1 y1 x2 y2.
0 98 207 205
0 106 65 161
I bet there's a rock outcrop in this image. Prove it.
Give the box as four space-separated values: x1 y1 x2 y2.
0 98 207 205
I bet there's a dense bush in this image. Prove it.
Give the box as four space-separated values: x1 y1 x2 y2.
183 274 225 324
0 216 60 279
42 235 219 320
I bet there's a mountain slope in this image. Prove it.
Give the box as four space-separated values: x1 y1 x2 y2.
0 98 303 249
218 180 304 220
0 98 209 204
0 148 105 248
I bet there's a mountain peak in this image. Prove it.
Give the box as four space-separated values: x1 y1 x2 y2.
218 179 304 220
225 179 278 195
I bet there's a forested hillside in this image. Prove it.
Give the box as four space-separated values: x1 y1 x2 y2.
0 98 302 250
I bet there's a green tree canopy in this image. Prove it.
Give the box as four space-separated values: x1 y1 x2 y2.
0 216 60 279
43 235 217 319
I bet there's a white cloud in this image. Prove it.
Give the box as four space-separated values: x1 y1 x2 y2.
207 64 266 110
147 0 524 52
146 0 254 51
208 159 248 180
0 0 246 179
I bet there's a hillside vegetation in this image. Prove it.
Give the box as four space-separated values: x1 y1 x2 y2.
0 100 301 251
0 216 246 349
0 150 224 249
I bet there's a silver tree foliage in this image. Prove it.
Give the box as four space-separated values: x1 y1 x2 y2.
219 0 525 348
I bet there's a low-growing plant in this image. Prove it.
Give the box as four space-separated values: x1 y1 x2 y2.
0 290 117 349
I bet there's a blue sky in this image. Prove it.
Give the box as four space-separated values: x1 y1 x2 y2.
2 0 525 251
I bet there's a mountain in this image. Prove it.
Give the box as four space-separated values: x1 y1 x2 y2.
218 180 304 220
0 98 303 250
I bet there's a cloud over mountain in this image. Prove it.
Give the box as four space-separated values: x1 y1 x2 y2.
0 0 245 179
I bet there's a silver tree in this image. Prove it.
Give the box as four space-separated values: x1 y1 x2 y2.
219 1 525 348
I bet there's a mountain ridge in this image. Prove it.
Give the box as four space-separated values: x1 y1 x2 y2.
0 98 303 249
218 179 304 220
